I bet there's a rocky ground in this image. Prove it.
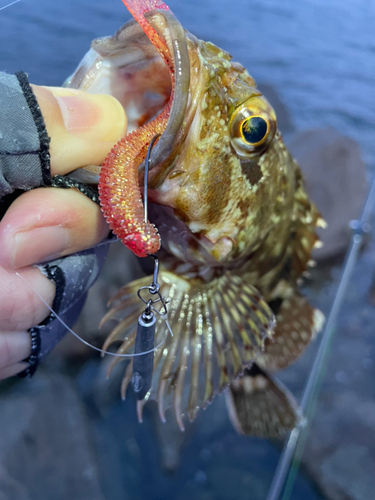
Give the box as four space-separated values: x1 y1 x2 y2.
0 86 373 500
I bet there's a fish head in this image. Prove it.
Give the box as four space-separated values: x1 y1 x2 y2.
147 36 296 266
67 2 296 267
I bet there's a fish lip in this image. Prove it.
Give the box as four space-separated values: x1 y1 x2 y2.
139 10 190 181
66 11 190 190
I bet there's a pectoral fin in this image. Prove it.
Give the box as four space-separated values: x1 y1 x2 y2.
101 271 275 430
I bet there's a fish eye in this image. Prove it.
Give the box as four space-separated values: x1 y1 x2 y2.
241 116 268 145
229 96 277 157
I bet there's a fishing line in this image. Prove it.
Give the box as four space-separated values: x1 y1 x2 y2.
16 272 167 358
266 173 375 500
0 0 20 11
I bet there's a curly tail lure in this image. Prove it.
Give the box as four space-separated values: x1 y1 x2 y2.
98 0 177 399
98 0 173 258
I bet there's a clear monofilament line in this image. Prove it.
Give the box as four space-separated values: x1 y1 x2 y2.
16 272 167 358
0 0 20 11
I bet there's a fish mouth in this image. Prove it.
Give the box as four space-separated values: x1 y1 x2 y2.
67 9 190 187
141 10 190 177
108 9 191 186
148 204 236 266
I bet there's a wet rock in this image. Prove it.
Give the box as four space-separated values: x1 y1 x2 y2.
320 445 375 500
0 372 104 500
257 83 295 135
287 128 368 260
297 241 375 500
302 392 375 500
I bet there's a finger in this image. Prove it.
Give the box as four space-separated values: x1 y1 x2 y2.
0 265 55 332
0 187 109 269
0 362 30 381
31 85 127 175
0 331 31 368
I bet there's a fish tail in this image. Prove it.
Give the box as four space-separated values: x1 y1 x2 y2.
226 364 302 437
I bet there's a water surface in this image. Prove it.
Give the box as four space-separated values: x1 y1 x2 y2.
1 0 374 165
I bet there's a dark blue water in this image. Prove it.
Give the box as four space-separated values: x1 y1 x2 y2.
0 0 374 167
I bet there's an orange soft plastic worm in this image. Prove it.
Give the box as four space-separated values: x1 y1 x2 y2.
99 0 173 258
99 109 169 258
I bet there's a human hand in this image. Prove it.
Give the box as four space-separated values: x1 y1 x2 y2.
0 83 127 379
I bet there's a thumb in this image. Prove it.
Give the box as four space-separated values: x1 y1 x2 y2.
31 85 127 176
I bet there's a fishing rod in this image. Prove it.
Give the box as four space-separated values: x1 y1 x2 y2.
266 174 375 500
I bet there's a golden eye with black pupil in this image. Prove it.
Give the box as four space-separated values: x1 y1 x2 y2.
229 95 277 158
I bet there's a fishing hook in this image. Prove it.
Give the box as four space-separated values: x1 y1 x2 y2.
143 133 161 226
132 135 173 399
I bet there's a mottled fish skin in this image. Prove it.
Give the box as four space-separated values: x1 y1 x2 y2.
148 38 294 267
68 2 324 433
257 290 325 373
225 364 303 438
225 292 324 437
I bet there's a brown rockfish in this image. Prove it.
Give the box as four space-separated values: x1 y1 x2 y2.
67 0 325 437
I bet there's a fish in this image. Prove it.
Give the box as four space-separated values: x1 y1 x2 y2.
66 0 325 437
